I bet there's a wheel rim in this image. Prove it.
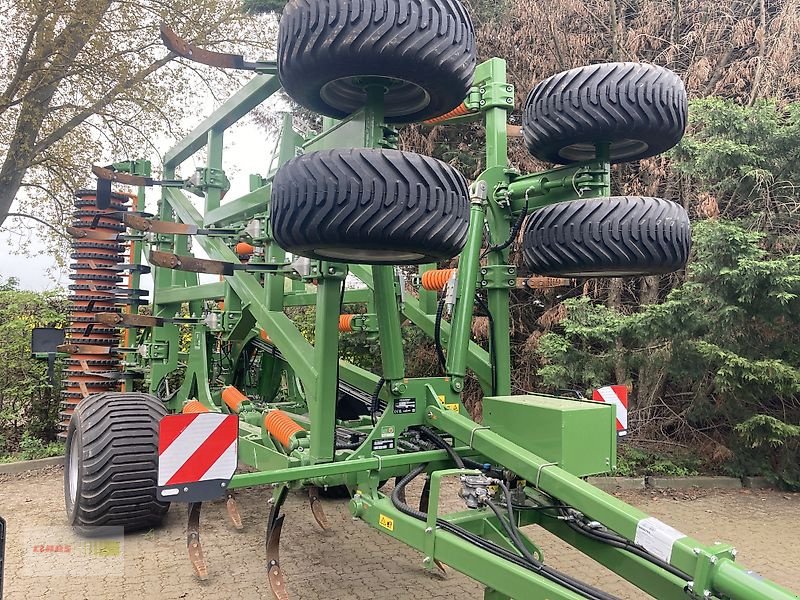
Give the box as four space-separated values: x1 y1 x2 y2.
313 247 428 263
558 139 650 162
68 433 80 505
319 76 430 119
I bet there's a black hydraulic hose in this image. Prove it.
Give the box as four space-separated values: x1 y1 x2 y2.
474 294 497 396
370 377 386 427
481 200 529 259
434 298 447 374
390 466 619 600
418 426 465 468
561 512 691 582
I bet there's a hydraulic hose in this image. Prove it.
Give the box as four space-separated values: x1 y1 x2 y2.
390 466 619 600
434 298 447 373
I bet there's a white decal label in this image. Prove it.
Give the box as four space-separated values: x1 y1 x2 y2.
634 517 685 563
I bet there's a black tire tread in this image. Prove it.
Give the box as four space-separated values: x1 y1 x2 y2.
278 0 476 122
522 196 691 277
66 392 168 533
271 148 469 264
523 63 687 164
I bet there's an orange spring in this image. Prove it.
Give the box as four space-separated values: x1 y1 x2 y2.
338 314 355 333
421 269 456 291
259 329 271 343
424 103 472 125
235 242 255 256
264 410 304 449
183 400 210 414
222 385 248 413
218 300 225 310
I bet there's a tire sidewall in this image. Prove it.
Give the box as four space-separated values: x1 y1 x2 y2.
63 409 85 528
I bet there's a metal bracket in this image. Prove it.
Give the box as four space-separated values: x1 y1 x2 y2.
478 265 517 290
687 544 737 599
478 82 515 111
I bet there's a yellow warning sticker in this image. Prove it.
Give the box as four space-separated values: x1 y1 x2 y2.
444 403 461 412
379 514 394 531
437 395 446 404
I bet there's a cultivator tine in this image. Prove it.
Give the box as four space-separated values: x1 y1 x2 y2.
149 250 232 275
307 486 329 531
124 214 238 236
187 502 209 580
125 214 198 235
226 492 244 530
266 486 290 600
161 23 260 71
93 165 154 187
149 250 282 275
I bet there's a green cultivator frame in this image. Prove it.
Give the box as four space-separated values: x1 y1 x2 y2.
61 2 796 599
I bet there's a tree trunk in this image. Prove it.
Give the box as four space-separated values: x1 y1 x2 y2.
607 278 627 385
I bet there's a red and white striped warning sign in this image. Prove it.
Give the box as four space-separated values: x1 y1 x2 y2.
592 385 628 436
157 413 238 502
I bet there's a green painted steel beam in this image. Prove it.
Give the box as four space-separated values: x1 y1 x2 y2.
204 185 270 227
348 264 493 390
283 288 373 307
157 282 226 304
352 495 586 600
426 404 797 598
164 188 317 388
228 447 466 488
164 75 281 169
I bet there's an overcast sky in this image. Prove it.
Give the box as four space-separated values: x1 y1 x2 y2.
0 114 277 292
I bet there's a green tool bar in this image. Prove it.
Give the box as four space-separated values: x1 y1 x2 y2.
506 163 608 214
430 404 800 598
204 185 269 227
372 265 405 383
348 263 493 390
283 288 372 307
157 282 226 304
311 273 342 463
353 495 585 600
445 194 487 392
429 405 702 576
227 447 464 488
164 75 281 169
164 188 317 386
713 559 797 600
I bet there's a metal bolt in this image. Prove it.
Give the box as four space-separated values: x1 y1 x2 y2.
507 268 515 274
479 87 486 94
425 527 433 534
506 86 513 92
703 592 711 599
508 279 515 286
328 267 336 274
481 280 488 286
426 410 434 418
481 268 488 275
709 556 717 564
423 557 432 565
506 98 513 104
480 100 486 106
731 548 737 558
693 548 701 555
